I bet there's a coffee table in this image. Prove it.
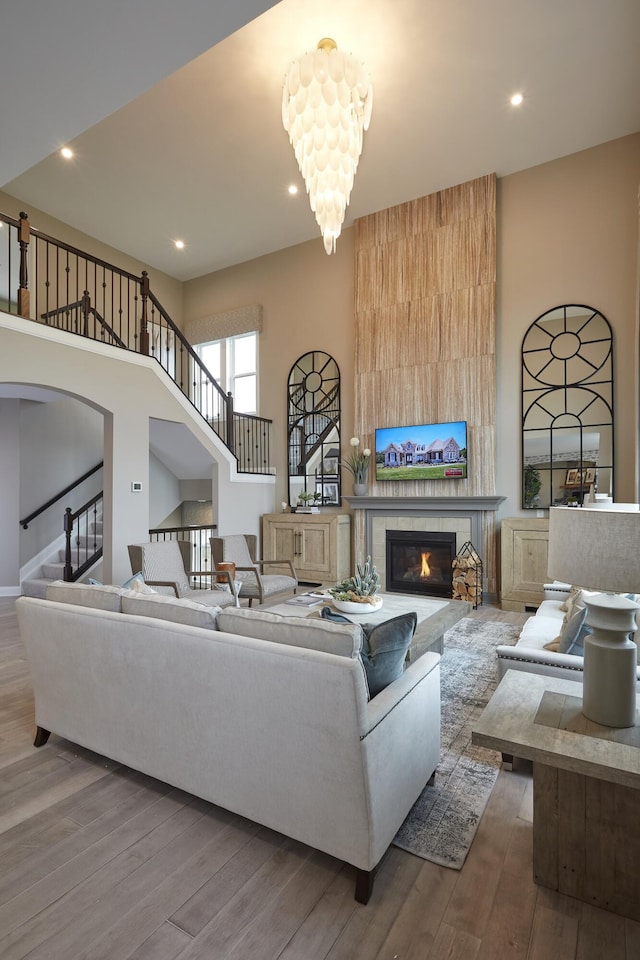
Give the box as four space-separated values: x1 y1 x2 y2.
472 670 640 921
266 591 471 662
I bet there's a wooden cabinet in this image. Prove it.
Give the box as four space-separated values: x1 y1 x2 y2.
262 513 351 585
500 517 549 611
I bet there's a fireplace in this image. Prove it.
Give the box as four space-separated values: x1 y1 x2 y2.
385 530 456 598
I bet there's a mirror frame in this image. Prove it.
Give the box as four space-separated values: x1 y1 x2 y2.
287 351 341 508
521 304 614 509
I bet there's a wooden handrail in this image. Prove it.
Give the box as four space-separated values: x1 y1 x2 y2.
3 210 273 473
20 462 103 529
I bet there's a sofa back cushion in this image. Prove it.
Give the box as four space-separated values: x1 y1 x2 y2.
45 580 125 613
121 591 222 629
217 606 363 658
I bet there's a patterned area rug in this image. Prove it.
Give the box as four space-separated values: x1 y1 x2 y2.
393 615 520 869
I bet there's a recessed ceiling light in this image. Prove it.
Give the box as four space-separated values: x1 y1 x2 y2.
174 240 185 250
288 184 298 195
510 93 523 107
60 146 74 159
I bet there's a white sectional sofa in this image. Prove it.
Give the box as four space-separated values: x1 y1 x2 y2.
16 583 441 904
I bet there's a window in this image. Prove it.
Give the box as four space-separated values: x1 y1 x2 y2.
195 332 257 416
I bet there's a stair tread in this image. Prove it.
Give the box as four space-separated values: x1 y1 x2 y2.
21 579 53 598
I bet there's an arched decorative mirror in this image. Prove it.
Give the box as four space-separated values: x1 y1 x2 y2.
521 304 614 509
287 351 341 507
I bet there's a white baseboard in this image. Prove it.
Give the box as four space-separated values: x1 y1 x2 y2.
0 586 21 597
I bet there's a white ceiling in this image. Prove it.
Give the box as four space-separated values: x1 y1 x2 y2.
2 0 640 283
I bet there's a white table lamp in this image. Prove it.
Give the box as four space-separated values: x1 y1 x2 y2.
547 505 640 727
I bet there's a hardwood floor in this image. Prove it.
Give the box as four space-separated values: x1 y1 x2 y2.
2 597 639 959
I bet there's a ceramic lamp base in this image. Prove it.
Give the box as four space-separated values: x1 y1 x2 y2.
582 594 639 728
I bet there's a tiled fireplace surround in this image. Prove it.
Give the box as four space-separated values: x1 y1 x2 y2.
344 495 506 599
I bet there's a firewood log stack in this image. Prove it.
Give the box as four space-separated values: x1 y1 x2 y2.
451 542 482 607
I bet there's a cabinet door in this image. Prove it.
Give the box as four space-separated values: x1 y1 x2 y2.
270 523 297 563
501 518 549 610
297 524 332 577
264 517 334 581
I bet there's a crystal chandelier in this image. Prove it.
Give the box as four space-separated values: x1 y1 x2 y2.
282 38 373 255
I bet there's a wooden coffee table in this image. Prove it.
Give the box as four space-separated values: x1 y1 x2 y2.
472 670 640 921
266 591 472 662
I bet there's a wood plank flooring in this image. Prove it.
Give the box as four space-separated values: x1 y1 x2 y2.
2 597 639 958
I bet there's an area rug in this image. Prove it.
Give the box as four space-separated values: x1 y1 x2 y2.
392 615 520 869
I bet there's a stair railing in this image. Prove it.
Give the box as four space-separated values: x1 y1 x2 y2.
149 524 218 589
64 493 103 581
0 210 271 474
19 461 103 529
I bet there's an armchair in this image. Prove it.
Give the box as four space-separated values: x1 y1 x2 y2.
127 540 238 608
210 534 297 607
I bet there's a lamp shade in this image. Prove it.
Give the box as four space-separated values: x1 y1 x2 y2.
547 505 640 594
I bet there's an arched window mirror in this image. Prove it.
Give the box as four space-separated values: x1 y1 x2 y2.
287 351 341 507
522 304 614 509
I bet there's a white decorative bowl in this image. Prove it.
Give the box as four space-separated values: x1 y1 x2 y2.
333 597 383 615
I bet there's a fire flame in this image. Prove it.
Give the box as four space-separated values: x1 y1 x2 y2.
420 552 431 578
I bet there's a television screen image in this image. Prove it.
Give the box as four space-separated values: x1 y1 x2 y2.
375 420 467 481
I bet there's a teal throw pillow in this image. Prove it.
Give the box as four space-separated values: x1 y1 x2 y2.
360 612 417 698
320 606 352 624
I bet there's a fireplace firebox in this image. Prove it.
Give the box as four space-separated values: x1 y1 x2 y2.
385 530 456 598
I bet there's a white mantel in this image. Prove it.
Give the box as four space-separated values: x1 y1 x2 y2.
344 495 506 595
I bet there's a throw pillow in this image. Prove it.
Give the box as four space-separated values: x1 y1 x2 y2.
121 572 156 594
543 639 561 652
560 584 581 613
557 606 588 654
360 612 418 698
320 606 352 624
559 587 600 629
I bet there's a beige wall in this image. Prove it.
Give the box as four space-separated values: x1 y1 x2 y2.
184 232 356 508
184 133 640 517
0 189 184 327
497 133 640 512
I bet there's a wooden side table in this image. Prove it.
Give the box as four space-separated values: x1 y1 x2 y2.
472 671 640 920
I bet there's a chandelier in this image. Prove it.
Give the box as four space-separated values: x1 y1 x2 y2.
282 38 373 255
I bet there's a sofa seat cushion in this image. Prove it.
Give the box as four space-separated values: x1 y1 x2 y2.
535 599 566 620
45 580 126 612
216 606 363 658
121 591 223 629
236 573 297 599
518 614 567 650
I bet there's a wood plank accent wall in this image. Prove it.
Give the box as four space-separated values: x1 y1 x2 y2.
353 174 499 594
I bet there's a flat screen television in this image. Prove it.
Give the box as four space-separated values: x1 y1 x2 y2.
375 420 467 481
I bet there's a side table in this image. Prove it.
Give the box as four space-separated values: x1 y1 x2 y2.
472 670 640 921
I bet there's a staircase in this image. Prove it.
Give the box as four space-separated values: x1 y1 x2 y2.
22 516 103 598
1 210 272 476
